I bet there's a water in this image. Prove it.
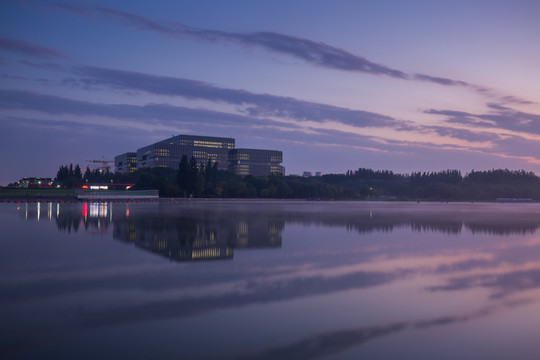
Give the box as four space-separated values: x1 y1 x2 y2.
1 200 540 359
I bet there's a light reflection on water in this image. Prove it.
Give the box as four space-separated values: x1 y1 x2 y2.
1 201 540 359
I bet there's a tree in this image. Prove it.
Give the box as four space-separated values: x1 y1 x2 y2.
74 164 82 180
177 155 189 189
188 156 199 195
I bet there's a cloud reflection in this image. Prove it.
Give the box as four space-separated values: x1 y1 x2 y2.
232 299 534 360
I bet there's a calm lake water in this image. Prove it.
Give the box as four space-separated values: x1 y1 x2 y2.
1 200 540 359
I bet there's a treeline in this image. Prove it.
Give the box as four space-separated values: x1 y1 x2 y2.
55 164 115 188
54 161 540 201
324 168 540 201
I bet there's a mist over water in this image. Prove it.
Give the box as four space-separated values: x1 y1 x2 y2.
2 201 540 359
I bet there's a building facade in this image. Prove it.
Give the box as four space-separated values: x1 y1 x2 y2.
114 152 138 174
116 134 284 177
229 148 284 176
136 135 235 171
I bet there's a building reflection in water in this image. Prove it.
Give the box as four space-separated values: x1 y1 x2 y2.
17 201 57 222
112 205 284 262
18 201 284 262
16 201 540 262
17 201 113 234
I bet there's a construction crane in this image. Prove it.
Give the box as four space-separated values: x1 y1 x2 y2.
86 156 114 173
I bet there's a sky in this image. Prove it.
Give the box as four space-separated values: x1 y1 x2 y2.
1 0 540 184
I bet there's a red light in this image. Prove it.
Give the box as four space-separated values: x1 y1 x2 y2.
82 203 87 218
82 185 88 189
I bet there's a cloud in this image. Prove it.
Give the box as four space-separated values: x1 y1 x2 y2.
0 89 262 125
60 5 491 87
93 7 407 78
425 125 498 143
233 32 408 78
499 96 534 106
19 60 66 71
413 73 470 87
70 66 400 128
0 37 66 58
48 4 535 105
0 89 361 143
426 104 540 135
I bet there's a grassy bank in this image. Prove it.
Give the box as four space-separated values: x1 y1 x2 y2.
0 188 76 199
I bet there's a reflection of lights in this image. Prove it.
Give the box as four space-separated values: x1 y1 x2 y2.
88 202 108 218
56 203 59 218
82 203 88 219
126 207 130 217
37 202 40 222
48 202 52 220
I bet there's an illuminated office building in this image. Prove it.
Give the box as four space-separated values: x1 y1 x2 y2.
136 134 235 171
229 148 284 176
116 134 284 176
114 152 138 174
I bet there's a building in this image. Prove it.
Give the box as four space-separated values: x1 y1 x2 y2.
229 148 284 176
137 134 235 171
15 177 54 188
116 134 284 176
114 152 137 174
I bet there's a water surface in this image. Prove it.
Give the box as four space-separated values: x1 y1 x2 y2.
1 200 540 359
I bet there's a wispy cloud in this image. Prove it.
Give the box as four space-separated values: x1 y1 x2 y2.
53 4 495 89
15 61 405 129
0 89 269 127
69 65 401 128
18 60 66 71
52 5 531 105
0 37 66 59
413 73 471 87
94 7 408 78
426 104 540 135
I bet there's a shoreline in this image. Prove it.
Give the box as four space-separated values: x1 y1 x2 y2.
0 197 538 204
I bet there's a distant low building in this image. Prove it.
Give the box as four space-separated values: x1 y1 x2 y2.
15 177 54 188
302 171 313 177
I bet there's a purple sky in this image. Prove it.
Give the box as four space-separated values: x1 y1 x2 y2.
1 0 540 184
